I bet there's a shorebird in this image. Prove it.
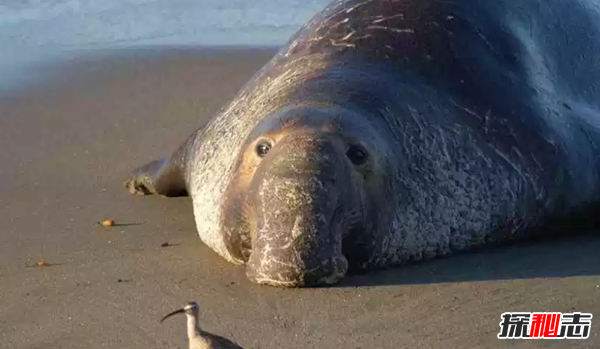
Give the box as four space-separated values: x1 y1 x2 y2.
160 301 245 349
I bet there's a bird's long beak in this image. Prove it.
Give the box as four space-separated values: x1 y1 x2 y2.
160 308 185 323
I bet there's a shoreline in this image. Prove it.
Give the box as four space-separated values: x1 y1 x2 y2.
0 44 280 96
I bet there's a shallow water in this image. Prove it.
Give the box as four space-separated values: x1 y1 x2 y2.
0 0 329 90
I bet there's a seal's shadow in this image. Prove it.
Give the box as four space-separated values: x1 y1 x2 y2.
337 232 600 287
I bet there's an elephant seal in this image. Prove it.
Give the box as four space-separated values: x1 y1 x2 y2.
125 0 600 287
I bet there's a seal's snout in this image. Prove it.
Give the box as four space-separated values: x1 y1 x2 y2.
246 133 353 287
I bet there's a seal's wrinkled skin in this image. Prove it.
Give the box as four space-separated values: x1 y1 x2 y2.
126 0 600 287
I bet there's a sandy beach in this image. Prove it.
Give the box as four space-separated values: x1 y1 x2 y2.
0 46 599 349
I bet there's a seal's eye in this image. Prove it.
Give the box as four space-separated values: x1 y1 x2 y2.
255 141 272 158
346 144 368 166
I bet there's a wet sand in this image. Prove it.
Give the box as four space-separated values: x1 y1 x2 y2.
0 46 599 349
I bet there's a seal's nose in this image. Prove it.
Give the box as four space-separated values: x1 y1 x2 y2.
246 132 350 287
245 183 349 286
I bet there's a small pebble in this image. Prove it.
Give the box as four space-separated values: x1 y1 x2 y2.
99 219 115 227
161 242 170 247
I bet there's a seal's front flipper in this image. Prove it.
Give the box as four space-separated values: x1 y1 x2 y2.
125 156 188 197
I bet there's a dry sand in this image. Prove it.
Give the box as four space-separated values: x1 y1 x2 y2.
0 46 599 349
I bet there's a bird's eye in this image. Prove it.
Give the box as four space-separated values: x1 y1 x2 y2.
346 144 368 166
255 141 272 158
